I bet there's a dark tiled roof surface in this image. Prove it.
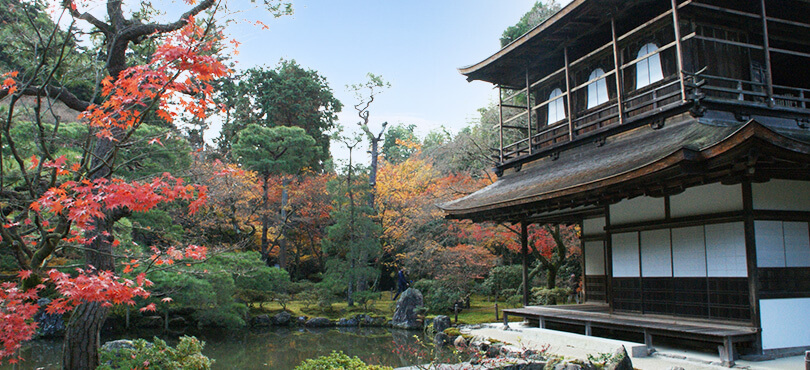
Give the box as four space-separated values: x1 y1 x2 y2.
440 114 810 219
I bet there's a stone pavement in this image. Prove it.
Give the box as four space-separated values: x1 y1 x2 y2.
463 323 805 370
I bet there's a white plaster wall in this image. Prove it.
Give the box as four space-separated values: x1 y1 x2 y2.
641 229 672 277
610 196 665 225
756 221 786 268
760 298 810 350
670 183 743 218
583 217 606 236
705 222 747 277
612 232 640 277
672 226 707 277
752 179 810 211
784 222 810 267
584 241 606 275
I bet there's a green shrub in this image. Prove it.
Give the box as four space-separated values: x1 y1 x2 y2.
530 287 571 305
98 336 212 370
413 279 462 314
482 265 523 299
294 351 392 370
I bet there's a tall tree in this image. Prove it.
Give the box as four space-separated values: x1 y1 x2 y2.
348 73 390 210
500 1 562 47
0 1 291 367
232 124 318 269
218 60 342 170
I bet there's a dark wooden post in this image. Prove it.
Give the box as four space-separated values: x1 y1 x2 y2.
495 303 499 321
760 0 775 106
671 0 686 101
564 47 574 140
611 17 625 125
526 68 534 154
498 87 504 163
743 180 763 355
521 220 530 306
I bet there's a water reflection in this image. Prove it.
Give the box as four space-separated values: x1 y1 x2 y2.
2 327 432 370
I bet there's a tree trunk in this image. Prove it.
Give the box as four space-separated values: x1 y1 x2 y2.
261 174 270 263
368 138 379 209
61 302 109 370
279 178 291 269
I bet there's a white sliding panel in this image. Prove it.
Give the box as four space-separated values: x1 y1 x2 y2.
612 232 640 277
752 179 810 211
784 222 810 267
756 221 786 268
640 229 672 277
672 226 707 277
584 241 606 275
583 217 606 236
705 222 747 277
610 196 665 225
760 298 810 350
670 183 742 218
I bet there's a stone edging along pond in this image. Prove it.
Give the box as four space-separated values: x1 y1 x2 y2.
249 312 393 328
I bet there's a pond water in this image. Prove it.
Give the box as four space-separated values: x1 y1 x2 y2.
3 327 438 369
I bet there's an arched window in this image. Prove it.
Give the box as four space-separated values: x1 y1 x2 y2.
587 68 609 109
547 88 566 124
636 43 663 88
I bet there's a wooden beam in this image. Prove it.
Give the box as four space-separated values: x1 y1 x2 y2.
526 68 534 155
611 17 625 125
761 0 775 107
498 87 504 163
742 180 763 355
671 0 686 102
521 220 530 307
565 46 574 140
604 205 614 313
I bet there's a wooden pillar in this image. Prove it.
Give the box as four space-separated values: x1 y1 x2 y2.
526 68 534 154
604 205 614 312
671 0 686 102
742 180 763 355
498 87 504 163
564 47 574 140
521 220 530 307
760 0 775 106
611 17 625 125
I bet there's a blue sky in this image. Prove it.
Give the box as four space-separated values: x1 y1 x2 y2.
207 0 544 164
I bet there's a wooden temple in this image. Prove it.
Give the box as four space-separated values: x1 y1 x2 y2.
440 0 810 365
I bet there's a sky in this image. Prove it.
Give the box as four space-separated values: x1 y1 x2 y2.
205 0 543 165
62 0 560 165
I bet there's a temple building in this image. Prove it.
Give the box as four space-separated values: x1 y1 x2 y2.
440 0 810 365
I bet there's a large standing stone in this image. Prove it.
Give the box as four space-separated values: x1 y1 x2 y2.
433 315 451 333
392 288 423 330
604 346 633 370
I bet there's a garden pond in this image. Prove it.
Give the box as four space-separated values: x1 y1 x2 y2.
3 327 442 369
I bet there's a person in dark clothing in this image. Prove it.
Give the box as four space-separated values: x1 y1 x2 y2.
393 268 409 300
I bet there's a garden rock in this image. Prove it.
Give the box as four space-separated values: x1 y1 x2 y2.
34 298 65 337
338 317 359 327
101 339 137 352
392 288 423 330
434 332 450 347
250 314 272 327
272 311 292 326
297 316 308 325
433 315 451 333
453 335 467 348
553 362 583 370
486 343 504 358
306 317 333 327
604 346 633 370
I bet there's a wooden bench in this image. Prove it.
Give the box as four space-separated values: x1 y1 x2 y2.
502 306 759 367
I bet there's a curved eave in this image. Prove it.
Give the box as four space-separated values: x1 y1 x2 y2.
458 0 587 83
439 119 810 222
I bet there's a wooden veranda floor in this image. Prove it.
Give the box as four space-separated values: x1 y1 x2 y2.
502 303 759 367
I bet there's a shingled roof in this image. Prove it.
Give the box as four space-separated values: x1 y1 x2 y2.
439 113 810 222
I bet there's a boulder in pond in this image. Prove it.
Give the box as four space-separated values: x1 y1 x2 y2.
271 311 292 326
433 315 451 333
306 317 334 327
392 288 423 330
337 317 359 327
251 314 272 327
